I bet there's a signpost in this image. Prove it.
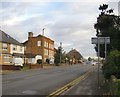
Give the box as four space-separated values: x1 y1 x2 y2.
92 37 110 44
91 37 110 87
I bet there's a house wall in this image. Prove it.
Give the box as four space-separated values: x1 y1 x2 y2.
24 34 54 62
0 42 12 65
43 37 54 61
1 42 10 54
0 42 2 53
10 44 24 54
0 42 24 66
0 54 12 65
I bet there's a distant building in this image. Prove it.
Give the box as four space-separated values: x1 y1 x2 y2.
23 32 54 64
0 30 24 70
66 49 83 64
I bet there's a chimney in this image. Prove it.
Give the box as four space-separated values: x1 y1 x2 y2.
28 32 33 38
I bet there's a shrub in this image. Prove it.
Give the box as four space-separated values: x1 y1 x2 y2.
102 50 120 79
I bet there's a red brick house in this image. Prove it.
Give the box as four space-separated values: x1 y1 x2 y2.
23 32 54 65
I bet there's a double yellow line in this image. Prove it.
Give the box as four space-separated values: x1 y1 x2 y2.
47 67 95 97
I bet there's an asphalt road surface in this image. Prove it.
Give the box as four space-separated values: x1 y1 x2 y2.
2 64 93 95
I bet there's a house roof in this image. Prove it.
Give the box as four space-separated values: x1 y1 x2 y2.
0 30 23 46
23 34 54 44
66 49 83 59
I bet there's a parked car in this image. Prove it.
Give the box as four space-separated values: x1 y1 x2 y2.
12 58 24 67
91 62 97 66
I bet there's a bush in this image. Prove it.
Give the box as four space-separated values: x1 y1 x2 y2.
37 59 42 64
102 50 120 79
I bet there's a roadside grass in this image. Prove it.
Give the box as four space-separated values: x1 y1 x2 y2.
21 66 30 71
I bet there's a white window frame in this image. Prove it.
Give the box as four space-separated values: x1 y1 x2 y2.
37 41 41 46
20 46 23 52
28 58 35 64
13 45 17 51
44 41 48 48
44 49 48 55
4 54 10 63
2 43 8 50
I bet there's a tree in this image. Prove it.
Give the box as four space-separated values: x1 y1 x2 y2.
88 57 92 61
54 46 65 65
102 50 120 79
94 4 120 58
95 4 120 79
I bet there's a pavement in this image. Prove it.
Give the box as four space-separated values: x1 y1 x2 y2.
65 65 109 95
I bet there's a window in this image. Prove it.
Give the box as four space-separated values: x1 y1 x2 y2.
4 54 10 63
46 42 48 48
20 46 23 52
49 50 54 57
24 46 26 51
37 41 41 46
13 45 17 51
44 41 48 48
28 58 35 64
2 43 8 50
44 49 48 55
49 44 54 49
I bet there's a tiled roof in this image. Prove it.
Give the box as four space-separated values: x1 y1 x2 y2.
66 49 83 59
0 30 23 46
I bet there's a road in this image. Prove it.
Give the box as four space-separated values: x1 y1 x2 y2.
2 64 93 95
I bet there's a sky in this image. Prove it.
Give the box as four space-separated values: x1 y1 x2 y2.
0 0 120 58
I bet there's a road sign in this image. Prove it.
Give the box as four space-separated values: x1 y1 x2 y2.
91 37 110 44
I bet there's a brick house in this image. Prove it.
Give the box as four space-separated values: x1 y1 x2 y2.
23 32 54 64
0 30 24 70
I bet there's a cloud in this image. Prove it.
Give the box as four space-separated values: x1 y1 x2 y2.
1 1 119 58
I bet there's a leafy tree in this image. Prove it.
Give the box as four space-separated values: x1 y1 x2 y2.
88 57 92 61
94 4 120 58
95 4 120 79
54 46 64 65
102 50 120 79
